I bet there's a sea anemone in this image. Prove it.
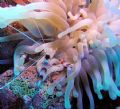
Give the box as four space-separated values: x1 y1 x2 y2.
0 0 120 109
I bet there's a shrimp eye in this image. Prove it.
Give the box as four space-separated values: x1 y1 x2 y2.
45 54 50 60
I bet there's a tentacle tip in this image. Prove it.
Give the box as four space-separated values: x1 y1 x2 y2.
58 35 62 39
64 101 71 109
98 94 103 100
109 93 117 100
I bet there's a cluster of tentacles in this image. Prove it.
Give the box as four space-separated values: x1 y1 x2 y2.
0 0 120 109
